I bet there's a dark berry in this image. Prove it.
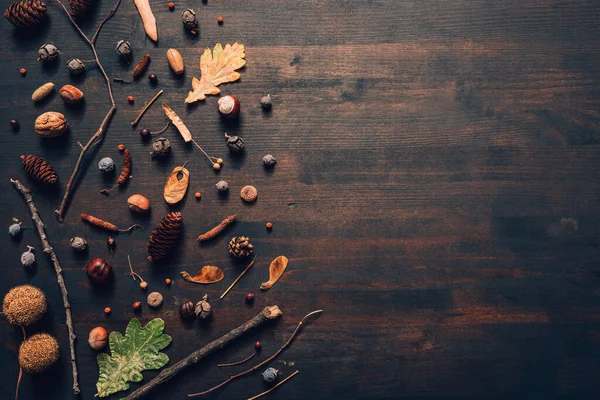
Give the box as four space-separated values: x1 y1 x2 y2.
245 293 254 303
255 341 261 351
148 74 158 83
139 128 151 137
10 120 19 130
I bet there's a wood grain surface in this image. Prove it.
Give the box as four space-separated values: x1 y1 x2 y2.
1 0 600 399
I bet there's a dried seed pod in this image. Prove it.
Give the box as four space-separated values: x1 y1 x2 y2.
115 54 150 83
240 185 258 203
163 163 189 205
224 133 245 152
59 84 84 105
195 294 211 319
34 112 68 137
70 236 87 251
20 154 58 184
2 285 47 326
260 255 289 291
146 212 182 261
218 95 240 119
69 0 95 18
147 292 163 308
262 367 279 383
4 0 47 30
260 94 272 110
66 58 85 75
80 213 142 233
197 212 239 241
37 43 59 62
216 180 229 193
8 222 22 237
31 82 55 102
181 8 198 34
20 245 35 267
101 149 132 194
19 333 59 373
262 154 277 168
98 157 115 172
180 266 225 284
162 102 192 142
151 137 171 157
166 48 184 74
229 236 253 258
115 40 132 60
127 194 151 213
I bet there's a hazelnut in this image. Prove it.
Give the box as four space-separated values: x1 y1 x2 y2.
217 95 240 118
127 194 151 213
180 301 195 320
34 111 68 138
86 257 112 283
88 326 108 350
59 84 84 105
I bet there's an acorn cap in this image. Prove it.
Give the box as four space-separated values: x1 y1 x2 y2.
19 333 59 373
2 285 47 326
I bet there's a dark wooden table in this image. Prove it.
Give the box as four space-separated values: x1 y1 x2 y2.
1 1 600 399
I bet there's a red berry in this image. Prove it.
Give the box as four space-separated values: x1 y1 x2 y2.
195 192 201 199
168 2 174 9
133 301 142 312
217 16 223 24
255 341 261 350
104 307 111 315
127 95 134 104
19 68 26 76
245 293 254 303
139 128 151 137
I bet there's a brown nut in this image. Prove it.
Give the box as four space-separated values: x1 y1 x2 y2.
217 95 240 118
180 301 195 320
147 292 164 308
166 48 185 74
86 257 112 283
127 194 151 213
88 326 108 350
35 111 68 137
59 84 84 105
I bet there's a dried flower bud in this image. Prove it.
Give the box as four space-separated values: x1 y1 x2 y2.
98 157 115 172
88 326 108 350
70 236 87 251
224 133 245 152
216 180 229 193
181 8 198 34
8 222 22 237
262 367 279 383
38 44 59 62
66 58 85 75
263 154 277 168
115 40 132 60
20 246 35 267
195 294 211 319
151 137 171 157
260 94 272 110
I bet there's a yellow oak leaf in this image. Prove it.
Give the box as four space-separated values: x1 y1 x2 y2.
185 43 246 104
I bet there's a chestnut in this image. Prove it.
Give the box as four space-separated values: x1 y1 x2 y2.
217 95 240 119
180 301 196 320
86 257 112 283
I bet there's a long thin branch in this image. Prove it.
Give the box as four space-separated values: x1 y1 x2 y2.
121 306 284 400
247 370 299 400
11 179 80 394
54 0 122 222
188 309 324 398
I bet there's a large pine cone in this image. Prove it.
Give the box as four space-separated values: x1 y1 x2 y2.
69 0 95 18
147 212 182 261
21 154 58 184
228 236 253 258
4 0 47 29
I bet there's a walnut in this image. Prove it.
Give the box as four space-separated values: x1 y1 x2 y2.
34 112 68 137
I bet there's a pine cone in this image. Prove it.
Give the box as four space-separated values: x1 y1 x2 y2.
4 0 47 29
20 154 58 184
228 236 253 258
147 212 182 261
68 0 95 18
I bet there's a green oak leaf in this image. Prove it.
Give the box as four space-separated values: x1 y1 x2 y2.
95 318 172 397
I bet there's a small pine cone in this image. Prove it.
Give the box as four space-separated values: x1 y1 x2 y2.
20 154 58 185
4 0 47 29
147 212 182 261
228 236 253 258
68 0 95 18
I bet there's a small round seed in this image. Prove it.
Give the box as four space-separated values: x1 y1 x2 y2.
240 185 258 203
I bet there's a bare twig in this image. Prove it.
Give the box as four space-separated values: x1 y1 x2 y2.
54 0 122 222
131 90 163 127
188 310 323 398
220 256 255 299
247 370 299 400
217 351 257 368
15 326 26 400
121 306 283 400
11 179 80 394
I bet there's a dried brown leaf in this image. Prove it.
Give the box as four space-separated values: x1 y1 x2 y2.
260 256 288 290
163 164 189 205
162 102 191 143
180 266 225 284
185 43 246 104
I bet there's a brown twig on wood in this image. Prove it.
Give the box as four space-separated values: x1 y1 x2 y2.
131 90 163 127
15 326 26 400
11 179 80 394
121 306 283 400
247 370 299 400
54 0 122 222
220 256 255 299
217 350 257 368
188 309 323 398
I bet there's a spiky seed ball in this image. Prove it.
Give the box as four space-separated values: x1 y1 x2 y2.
19 333 59 373
2 285 47 326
